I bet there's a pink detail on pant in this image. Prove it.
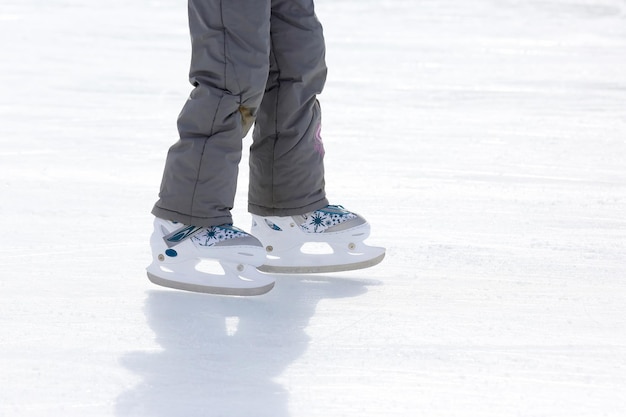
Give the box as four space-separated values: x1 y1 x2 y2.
314 123 325 157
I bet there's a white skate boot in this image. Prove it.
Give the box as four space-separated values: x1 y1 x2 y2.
147 218 275 295
251 205 385 273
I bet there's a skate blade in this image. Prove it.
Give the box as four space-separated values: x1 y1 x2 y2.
258 248 386 274
146 261 275 296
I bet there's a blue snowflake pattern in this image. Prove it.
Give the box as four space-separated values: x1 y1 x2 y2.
300 206 357 233
309 212 326 232
191 225 247 247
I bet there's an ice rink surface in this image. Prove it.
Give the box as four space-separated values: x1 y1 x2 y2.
1 0 625 416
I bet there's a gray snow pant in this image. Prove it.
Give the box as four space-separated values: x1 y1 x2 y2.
151 0 329 227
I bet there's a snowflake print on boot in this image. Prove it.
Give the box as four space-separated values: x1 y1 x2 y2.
191 225 249 246
299 205 357 233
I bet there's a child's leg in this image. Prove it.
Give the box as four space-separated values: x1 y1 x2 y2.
153 0 272 227
248 0 329 217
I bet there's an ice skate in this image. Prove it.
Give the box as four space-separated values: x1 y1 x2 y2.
147 218 275 296
251 205 385 273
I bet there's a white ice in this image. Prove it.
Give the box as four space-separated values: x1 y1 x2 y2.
1 0 625 416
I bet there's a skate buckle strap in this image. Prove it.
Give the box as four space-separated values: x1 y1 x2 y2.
163 225 203 248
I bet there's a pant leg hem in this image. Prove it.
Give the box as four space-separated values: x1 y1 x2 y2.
152 205 233 227
247 198 329 217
